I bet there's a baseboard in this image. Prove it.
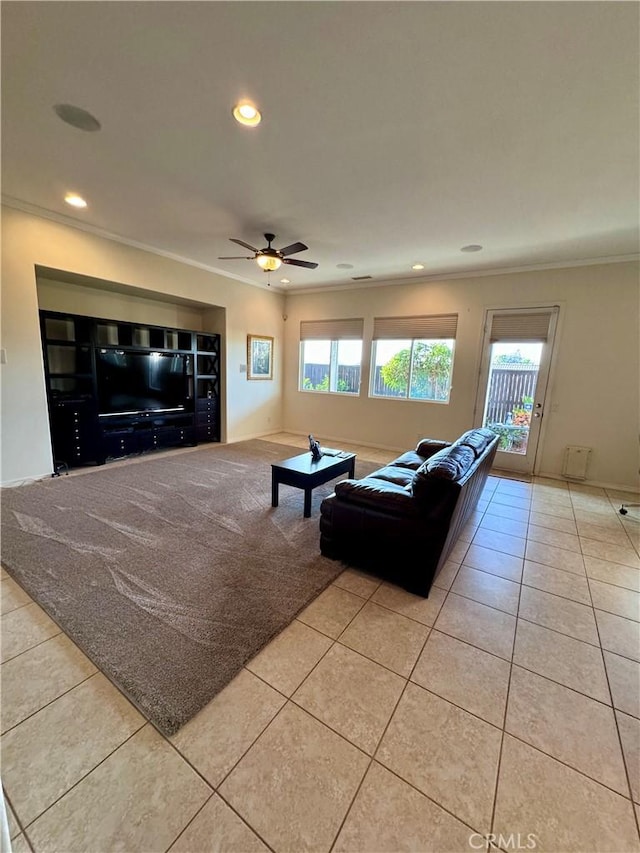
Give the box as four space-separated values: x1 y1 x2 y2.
536 470 639 495
1 471 51 489
294 431 404 455
227 430 288 443
490 468 532 483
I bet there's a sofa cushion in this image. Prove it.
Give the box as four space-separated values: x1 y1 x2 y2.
415 439 451 459
425 445 476 480
367 466 415 488
455 428 497 458
392 451 428 470
334 479 419 515
410 444 475 500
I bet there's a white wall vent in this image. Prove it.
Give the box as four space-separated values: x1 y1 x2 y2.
562 445 592 480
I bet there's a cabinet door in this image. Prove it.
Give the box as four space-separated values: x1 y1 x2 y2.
196 423 219 442
102 430 139 459
50 401 100 465
195 397 218 441
155 426 196 448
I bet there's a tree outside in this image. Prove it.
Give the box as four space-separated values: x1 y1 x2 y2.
380 341 453 400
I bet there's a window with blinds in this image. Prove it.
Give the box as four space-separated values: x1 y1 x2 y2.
299 318 364 395
488 310 555 343
370 313 458 403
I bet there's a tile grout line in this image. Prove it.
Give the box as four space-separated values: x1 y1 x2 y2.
581 516 640 843
0 668 98 737
217 695 372 853
346 758 491 851
0 628 64 666
6 467 638 851
300 610 636 721
154 792 218 853
16 722 146 841
10 557 634 842
330 561 468 851
449 561 639 640
503 719 638 803
2 788 29 850
488 498 528 841
200 578 382 842
329 624 432 850
158 693 284 853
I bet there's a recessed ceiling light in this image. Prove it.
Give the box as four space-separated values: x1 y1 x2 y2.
232 102 261 127
65 193 87 209
280 278 290 284
461 244 483 252
53 104 101 132
412 263 425 270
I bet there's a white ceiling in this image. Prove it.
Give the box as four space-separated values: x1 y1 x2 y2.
2 1 638 293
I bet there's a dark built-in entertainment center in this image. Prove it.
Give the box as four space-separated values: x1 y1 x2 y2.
39 310 220 471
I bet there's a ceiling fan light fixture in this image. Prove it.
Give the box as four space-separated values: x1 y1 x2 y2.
257 255 281 271
233 102 261 127
220 233 318 270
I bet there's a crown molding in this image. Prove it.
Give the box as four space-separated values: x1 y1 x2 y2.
4 195 636 297
1 195 284 293
285 253 640 295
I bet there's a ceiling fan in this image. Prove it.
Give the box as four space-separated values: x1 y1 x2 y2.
218 233 319 272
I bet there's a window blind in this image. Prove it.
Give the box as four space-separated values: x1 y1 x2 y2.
372 314 458 340
489 310 556 343
300 318 364 340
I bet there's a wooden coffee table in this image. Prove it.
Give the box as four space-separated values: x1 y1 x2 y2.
271 451 356 518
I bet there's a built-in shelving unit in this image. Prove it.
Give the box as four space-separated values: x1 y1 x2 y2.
39 310 220 471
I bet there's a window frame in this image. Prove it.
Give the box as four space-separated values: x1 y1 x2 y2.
299 337 363 396
369 314 458 404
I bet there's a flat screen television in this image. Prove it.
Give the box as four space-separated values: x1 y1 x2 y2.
96 350 190 416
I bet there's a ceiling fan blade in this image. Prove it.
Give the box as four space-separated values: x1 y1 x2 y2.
230 238 259 252
279 241 308 257
283 258 319 269
218 255 253 260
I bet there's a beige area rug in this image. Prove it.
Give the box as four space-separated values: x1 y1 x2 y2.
0 440 374 734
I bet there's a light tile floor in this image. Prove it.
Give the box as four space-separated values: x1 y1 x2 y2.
2 433 640 852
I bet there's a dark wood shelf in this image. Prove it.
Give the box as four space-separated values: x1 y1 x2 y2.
40 310 220 470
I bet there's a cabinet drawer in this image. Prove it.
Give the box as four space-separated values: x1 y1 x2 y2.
195 410 218 426
50 400 100 464
102 431 139 458
155 426 196 448
196 397 217 413
196 424 219 442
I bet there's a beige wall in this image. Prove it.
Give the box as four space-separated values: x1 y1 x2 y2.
2 205 638 490
1 206 285 485
36 277 209 331
283 263 640 490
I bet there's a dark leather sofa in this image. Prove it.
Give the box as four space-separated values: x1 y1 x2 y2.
319 428 499 597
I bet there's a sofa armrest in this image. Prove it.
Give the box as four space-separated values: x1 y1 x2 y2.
415 438 451 458
334 479 418 515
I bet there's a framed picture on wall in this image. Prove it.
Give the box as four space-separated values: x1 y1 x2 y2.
247 334 274 380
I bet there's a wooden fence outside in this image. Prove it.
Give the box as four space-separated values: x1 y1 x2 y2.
302 364 402 395
303 363 539 417
485 366 538 424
